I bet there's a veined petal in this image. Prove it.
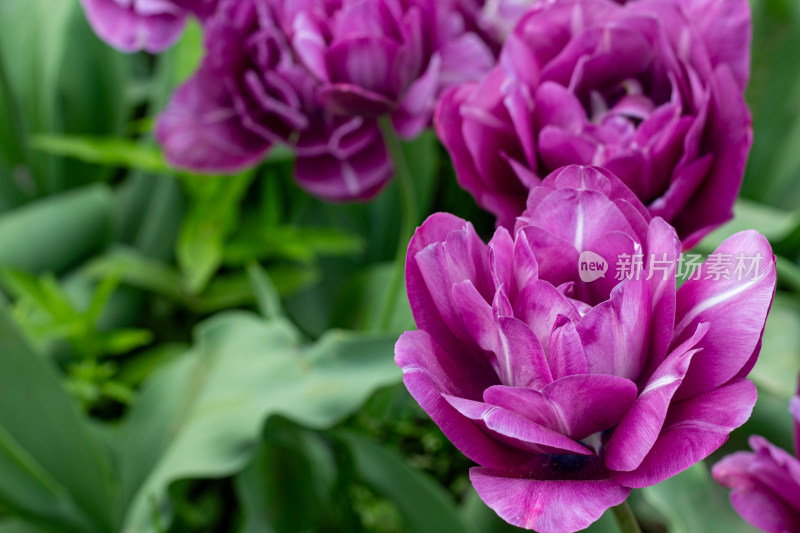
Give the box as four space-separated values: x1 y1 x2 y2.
673 230 776 399
444 396 591 456
604 322 707 472
612 378 757 488
395 331 523 469
470 462 630 533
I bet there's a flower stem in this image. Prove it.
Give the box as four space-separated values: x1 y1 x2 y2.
376 117 418 331
611 501 642 533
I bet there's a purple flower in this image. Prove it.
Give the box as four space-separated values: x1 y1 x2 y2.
157 0 493 201
714 389 800 533
435 0 752 247
79 0 218 53
453 0 535 50
396 166 776 532
289 0 495 138
156 0 392 201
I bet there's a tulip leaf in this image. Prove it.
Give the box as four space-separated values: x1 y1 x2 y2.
237 420 360 533
30 135 171 175
752 293 800 400
0 305 114 533
696 199 796 254
330 263 414 332
642 462 759 533
0 0 75 193
117 312 400 532
177 172 254 294
0 184 113 274
337 431 479 533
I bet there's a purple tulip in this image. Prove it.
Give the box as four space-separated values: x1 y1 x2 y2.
157 0 493 201
453 0 535 50
714 388 800 533
79 0 218 53
156 0 393 201
396 165 776 532
288 0 495 139
435 0 752 247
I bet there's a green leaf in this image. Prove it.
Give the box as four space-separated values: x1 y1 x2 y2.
237 420 356 533
695 199 797 253
85 247 187 304
751 293 800 400
247 263 283 320
642 462 758 533
0 0 76 193
331 263 414 332
30 136 171 174
0 306 114 532
0 184 113 274
178 173 254 294
338 431 478 533
745 0 800 205
225 225 365 265
116 312 400 532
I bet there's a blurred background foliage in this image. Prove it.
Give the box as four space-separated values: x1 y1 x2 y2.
0 0 797 531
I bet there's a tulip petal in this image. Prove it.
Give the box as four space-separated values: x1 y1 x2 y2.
157 69 272 173
714 451 800 533
604 323 707 472
80 0 186 53
642 217 681 377
547 317 588 379
495 317 553 389
578 277 652 381
672 230 776 399
395 330 523 469
444 396 592 456
612 378 757 487
470 462 630 533
514 280 581 354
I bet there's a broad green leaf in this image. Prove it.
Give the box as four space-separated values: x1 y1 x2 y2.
745 0 800 205
642 462 758 533
331 263 414 332
338 431 479 533
237 420 356 533
0 184 112 274
696 199 796 253
0 306 114 532
56 11 133 188
116 174 185 262
0 0 75 193
752 293 800 400
30 136 170 175
116 312 400 532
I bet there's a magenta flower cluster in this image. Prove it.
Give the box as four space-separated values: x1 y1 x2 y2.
79 0 783 531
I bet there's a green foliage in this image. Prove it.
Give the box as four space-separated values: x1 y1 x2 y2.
0 1 799 532
642 463 759 533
